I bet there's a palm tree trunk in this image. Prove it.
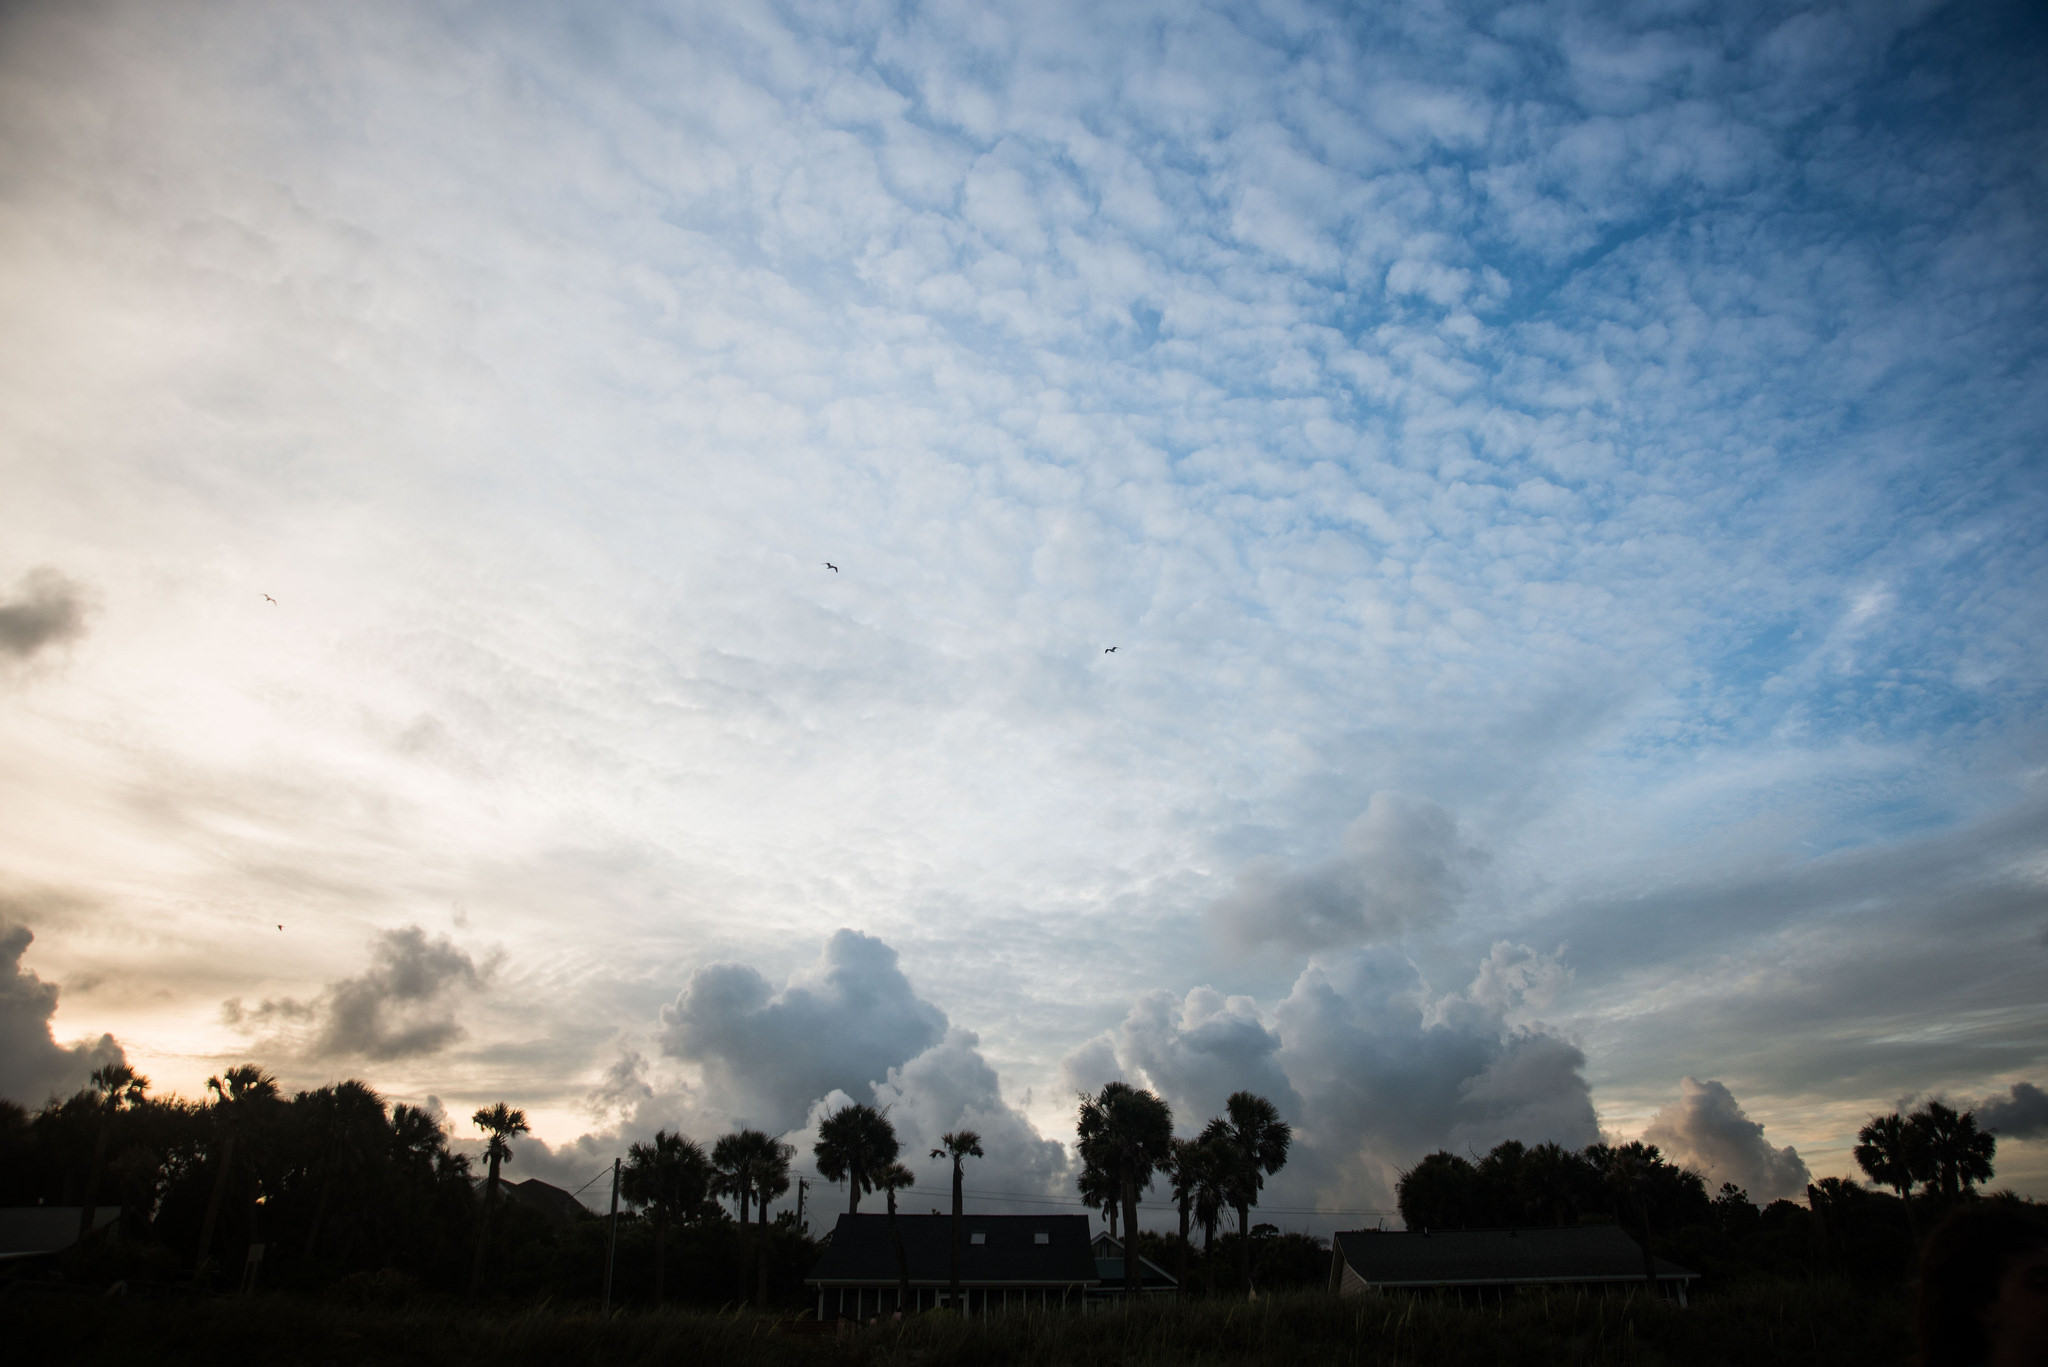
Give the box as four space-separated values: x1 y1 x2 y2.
848 1172 861 1215
1175 1198 1191 1296
1634 1196 1657 1293
951 1159 964 1308
194 1130 238 1277
654 1210 667 1304
78 1120 110 1243
1122 1174 1140 1296
303 1173 334 1259
887 1188 911 1316
469 1151 502 1296
1236 1201 1251 1297
1202 1217 1216 1296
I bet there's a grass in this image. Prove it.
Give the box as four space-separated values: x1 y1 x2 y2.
3 1280 1912 1366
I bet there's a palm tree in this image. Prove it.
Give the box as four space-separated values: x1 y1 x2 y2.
1592 1142 1662 1292
467 1102 530 1296
1190 1127 1232 1296
1078 1155 1120 1240
930 1130 983 1308
1165 1137 1202 1294
1854 1111 1930 1248
1076 1081 1174 1296
298 1080 390 1261
745 1131 795 1226
193 1064 278 1279
711 1130 757 1223
1218 1091 1291 1297
877 1161 917 1316
78 1062 149 1242
813 1104 900 1215
623 1130 710 1305
1909 1101 1996 1201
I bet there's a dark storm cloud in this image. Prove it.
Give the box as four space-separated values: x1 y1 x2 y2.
1978 1082 2048 1140
0 567 89 661
1206 794 1481 953
225 925 485 1061
1642 1077 1810 1201
0 918 124 1105
656 929 946 1133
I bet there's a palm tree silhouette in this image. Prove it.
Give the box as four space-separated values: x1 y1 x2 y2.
1076 1081 1174 1297
467 1102 530 1296
299 1080 390 1261
1078 1154 1120 1240
813 1104 899 1215
1854 1111 1930 1249
1189 1130 1232 1296
1593 1141 1663 1292
1909 1101 1996 1200
711 1131 757 1223
623 1129 710 1305
929 1130 983 1308
78 1062 148 1243
1165 1136 1202 1294
1217 1091 1291 1297
193 1064 278 1280
877 1161 917 1316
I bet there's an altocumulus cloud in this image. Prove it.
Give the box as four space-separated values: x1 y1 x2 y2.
224 925 488 1062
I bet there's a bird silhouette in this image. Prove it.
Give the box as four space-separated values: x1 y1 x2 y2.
276 924 283 931
1104 646 1117 653
824 562 839 572
263 594 277 604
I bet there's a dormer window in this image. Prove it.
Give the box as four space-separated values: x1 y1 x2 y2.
970 1232 986 1245
1034 1231 1049 1244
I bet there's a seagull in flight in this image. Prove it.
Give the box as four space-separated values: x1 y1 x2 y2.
263 594 277 604
276 924 283 931
824 562 839 572
1104 645 1117 653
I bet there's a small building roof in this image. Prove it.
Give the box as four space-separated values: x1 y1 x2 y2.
503 1178 591 1227
807 1213 1097 1287
1088 1234 1179 1292
1331 1226 1697 1288
0 1207 119 1261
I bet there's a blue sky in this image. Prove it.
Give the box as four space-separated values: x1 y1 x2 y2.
1 0 2044 1221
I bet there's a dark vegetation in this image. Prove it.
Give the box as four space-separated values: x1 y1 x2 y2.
0 1065 2032 1367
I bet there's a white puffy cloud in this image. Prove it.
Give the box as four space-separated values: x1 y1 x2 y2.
1641 1077 1810 1202
1206 794 1480 953
0 918 124 1106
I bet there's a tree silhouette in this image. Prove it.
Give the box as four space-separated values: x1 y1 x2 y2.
813 1104 899 1215
467 1102 530 1296
1078 1152 1120 1240
193 1064 278 1279
1908 1101 1995 1200
1591 1141 1667 1292
623 1129 710 1304
1218 1091 1291 1297
1076 1081 1174 1296
78 1062 148 1243
296 1080 390 1261
711 1131 757 1223
929 1129 983 1308
877 1161 917 1315
1854 1111 1930 1248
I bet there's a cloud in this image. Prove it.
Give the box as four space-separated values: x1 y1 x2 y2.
1641 1077 1810 1201
1977 1081 2048 1141
224 925 486 1061
0 918 123 1105
0 567 89 663
873 1027 1069 1200
1081 985 1302 1127
1206 794 1481 953
656 929 948 1134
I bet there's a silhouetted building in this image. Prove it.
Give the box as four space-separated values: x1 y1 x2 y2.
502 1178 590 1228
806 1213 1099 1319
0 1207 118 1262
1088 1231 1179 1299
1328 1226 1697 1304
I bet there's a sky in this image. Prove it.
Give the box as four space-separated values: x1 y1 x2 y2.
2 0 2045 1228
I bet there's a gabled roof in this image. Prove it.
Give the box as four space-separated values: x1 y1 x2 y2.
0 1207 119 1261
1088 1234 1178 1290
504 1178 590 1227
1331 1226 1697 1287
807 1214 1097 1286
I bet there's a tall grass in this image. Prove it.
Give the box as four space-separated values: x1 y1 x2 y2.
7 1280 1911 1366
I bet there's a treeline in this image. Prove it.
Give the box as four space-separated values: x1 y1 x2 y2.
1395 1098 2023 1286
0 1063 817 1306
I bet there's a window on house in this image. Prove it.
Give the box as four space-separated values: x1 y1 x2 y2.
1034 1232 1049 1245
970 1232 986 1245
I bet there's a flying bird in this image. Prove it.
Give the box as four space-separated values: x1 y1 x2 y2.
1104 646 1117 653
276 924 283 931
824 562 838 572
263 594 277 604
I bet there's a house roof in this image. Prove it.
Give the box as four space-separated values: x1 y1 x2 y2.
504 1178 591 1227
1331 1226 1697 1287
1087 1234 1179 1290
0 1207 119 1261
807 1213 1098 1287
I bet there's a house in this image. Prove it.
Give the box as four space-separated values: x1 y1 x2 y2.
806 1213 1099 1319
1087 1231 1179 1300
502 1178 590 1228
1328 1226 1698 1305
0 1207 119 1262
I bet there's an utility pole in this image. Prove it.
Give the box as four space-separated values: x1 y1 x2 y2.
797 1176 808 1234
602 1156 621 1315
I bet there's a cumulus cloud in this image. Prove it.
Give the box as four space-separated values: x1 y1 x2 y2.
1065 941 1600 1222
1206 795 1480 953
0 567 89 663
0 919 123 1105
1977 1081 2048 1141
1641 1077 1810 1202
873 1027 1069 1199
657 929 947 1134
224 925 486 1060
